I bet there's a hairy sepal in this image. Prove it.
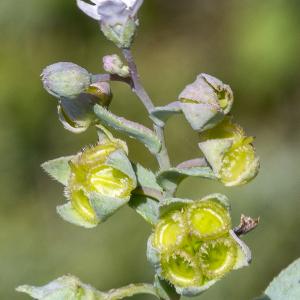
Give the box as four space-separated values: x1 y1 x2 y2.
41 156 74 186
56 202 98 229
154 275 180 300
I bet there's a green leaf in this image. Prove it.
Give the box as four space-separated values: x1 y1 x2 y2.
129 196 159 226
154 275 181 300
41 156 74 185
16 275 105 299
150 102 181 127
255 258 300 300
157 164 217 193
94 104 161 154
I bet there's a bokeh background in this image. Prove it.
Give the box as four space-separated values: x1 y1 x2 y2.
1 0 300 299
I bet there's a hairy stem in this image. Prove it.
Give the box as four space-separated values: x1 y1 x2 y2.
105 283 158 300
122 48 171 171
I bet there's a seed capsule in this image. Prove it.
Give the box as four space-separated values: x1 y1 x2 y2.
199 117 260 186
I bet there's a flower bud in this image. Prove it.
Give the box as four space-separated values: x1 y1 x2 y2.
199 117 260 186
179 73 233 132
147 195 251 296
57 81 112 134
103 54 130 77
41 62 91 99
77 0 143 48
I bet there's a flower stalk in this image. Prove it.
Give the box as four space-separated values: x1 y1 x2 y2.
122 48 171 172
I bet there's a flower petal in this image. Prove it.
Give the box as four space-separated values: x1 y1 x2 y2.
77 0 101 20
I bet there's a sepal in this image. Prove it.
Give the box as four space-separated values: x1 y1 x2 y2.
57 202 98 229
94 104 161 154
41 156 74 186
153 276 180 300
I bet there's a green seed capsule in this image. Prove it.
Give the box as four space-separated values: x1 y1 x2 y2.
67 141 135 222
199 117 260 186
161 251 203 288
187 200 231 240
199 237 237 280
154 212 186 251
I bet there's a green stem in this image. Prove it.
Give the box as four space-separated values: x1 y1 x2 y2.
122 48 171 172
105 283 159 300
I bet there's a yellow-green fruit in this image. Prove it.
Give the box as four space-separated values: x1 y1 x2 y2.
220 137 258 186
152 198 239 289
67 143 134 221
187 201 231 239
199 237 237 280
199 117 259 186
161 251 203 287
154 212 186 251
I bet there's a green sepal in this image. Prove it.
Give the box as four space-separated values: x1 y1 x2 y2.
157 164 217 194
255 258 300 300
158 198 193 218
105 149 137 187
180 102 224 132
41 156 74 186
94 104 161 154
154 275 181 300
198 139 233 175
16 275 105 300
56 202 98 229
230 230 252 270
200 193 231 213
129 195 159 226
101 19 136 49
89 192 129 222
150 102 181 127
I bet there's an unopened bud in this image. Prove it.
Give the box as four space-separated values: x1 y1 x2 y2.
179 73 233 132
103 54 129 77
41 62 91 99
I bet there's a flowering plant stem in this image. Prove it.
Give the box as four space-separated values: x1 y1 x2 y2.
105 283 158 300
122 48 171 172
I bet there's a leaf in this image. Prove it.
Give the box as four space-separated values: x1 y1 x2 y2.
255 258 300 300
41 156 74 185
16 275 105 299
150 101 181 127
94 104 161 154
157 164 217 193
154 276 181 300
129 196 159 226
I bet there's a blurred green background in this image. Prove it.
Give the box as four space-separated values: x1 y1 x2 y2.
1 0 300 299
